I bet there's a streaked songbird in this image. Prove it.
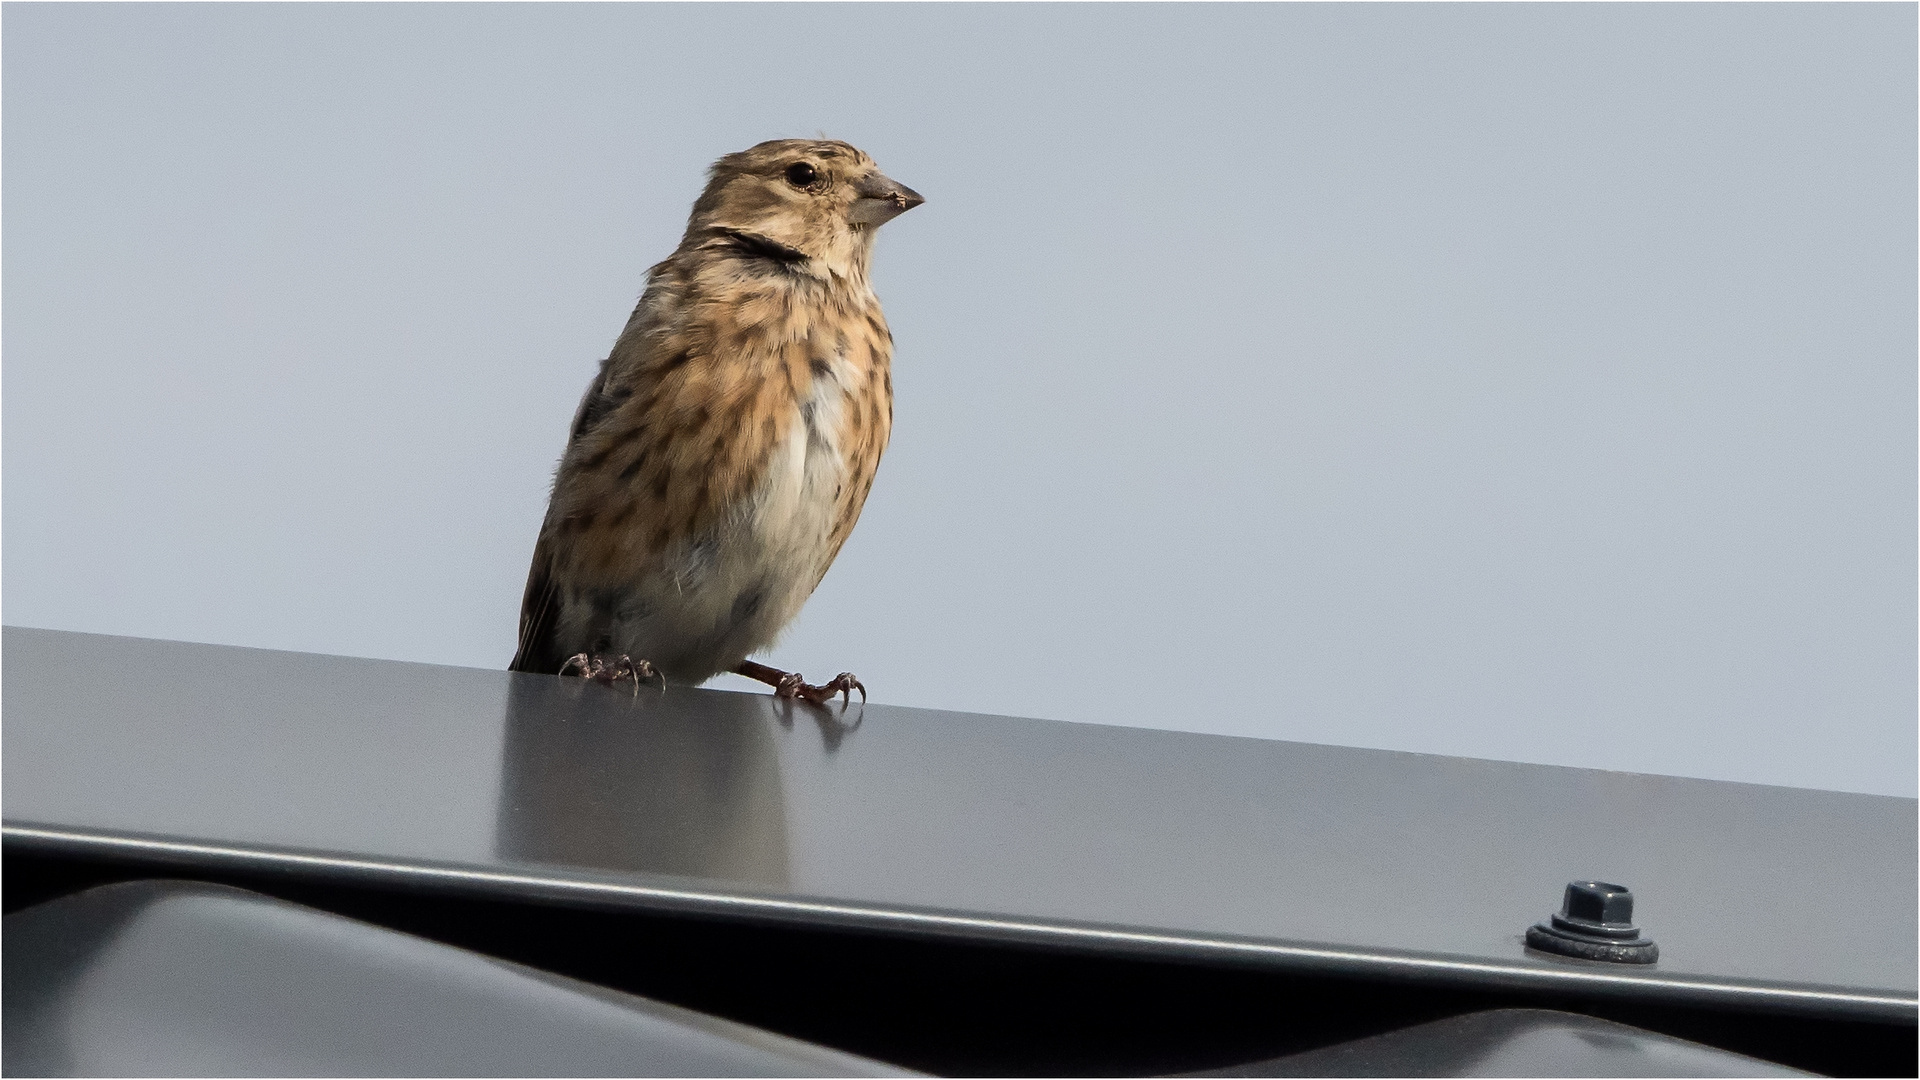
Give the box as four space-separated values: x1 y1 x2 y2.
510 140 923 704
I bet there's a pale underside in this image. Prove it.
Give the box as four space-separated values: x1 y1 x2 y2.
547 360 856 683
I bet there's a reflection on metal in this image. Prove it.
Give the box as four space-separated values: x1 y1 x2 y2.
3 627 1915 1023
498 676 792 886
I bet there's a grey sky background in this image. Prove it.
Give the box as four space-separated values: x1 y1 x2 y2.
5 4 1914 797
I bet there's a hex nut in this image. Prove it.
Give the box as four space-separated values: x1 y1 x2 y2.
1561 881 1634 928
1526 880 1659 964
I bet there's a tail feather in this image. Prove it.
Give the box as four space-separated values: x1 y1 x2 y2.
509 545 564 674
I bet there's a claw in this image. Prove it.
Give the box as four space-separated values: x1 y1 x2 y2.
734 660 866 708
824 672 865 705
776 671 864 706
559 652 660 697
612 655 663 697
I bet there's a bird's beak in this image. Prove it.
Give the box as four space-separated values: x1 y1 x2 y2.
849 172 925 226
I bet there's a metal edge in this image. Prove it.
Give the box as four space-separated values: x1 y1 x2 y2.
13 627 1915 809
5 822 1913 1023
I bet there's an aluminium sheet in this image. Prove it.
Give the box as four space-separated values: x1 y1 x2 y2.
4 627 1913 1021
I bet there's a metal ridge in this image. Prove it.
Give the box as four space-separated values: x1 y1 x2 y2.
9 821 1914 1024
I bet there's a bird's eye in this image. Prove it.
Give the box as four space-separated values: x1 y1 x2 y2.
784 162 818 188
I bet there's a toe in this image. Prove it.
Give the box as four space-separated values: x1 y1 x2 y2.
832 673 865 704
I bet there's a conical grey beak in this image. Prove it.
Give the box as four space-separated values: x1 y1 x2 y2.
850 172 924 226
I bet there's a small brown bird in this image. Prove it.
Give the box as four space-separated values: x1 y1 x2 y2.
509 140 922 704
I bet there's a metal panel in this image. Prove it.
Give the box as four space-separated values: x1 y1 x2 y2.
1188 1009 1810 1077
4 627 1913 1020
4 879 910 1077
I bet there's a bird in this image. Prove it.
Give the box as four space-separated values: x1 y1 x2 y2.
509 139 923 705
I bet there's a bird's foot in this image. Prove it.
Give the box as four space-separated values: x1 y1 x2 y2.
734 660 865 705
774 670 866 706
559 653 660 697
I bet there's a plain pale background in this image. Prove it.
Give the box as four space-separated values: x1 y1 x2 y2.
5 4 1914 797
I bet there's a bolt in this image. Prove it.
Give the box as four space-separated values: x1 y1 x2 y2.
1528 879 1657 963
1560 881 1635 929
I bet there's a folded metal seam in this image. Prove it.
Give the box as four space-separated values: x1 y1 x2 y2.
7 822 1913 1025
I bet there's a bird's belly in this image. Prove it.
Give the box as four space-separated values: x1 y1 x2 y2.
609 396 847 681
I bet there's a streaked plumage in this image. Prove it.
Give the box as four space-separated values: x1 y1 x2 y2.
510 140 922 702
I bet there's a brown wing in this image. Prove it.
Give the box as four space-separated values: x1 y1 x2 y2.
509 358 614 674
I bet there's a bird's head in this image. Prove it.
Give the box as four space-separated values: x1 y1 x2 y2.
684 139 923 281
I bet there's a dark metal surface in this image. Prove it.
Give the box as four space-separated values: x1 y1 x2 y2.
4 627 1914 1021
1191 1009 1811 1077
3 879 908 1077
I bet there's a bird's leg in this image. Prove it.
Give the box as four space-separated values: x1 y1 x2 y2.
733 660 866 705
560 653 660 697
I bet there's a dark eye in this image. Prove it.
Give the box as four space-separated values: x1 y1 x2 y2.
784 162 818 188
